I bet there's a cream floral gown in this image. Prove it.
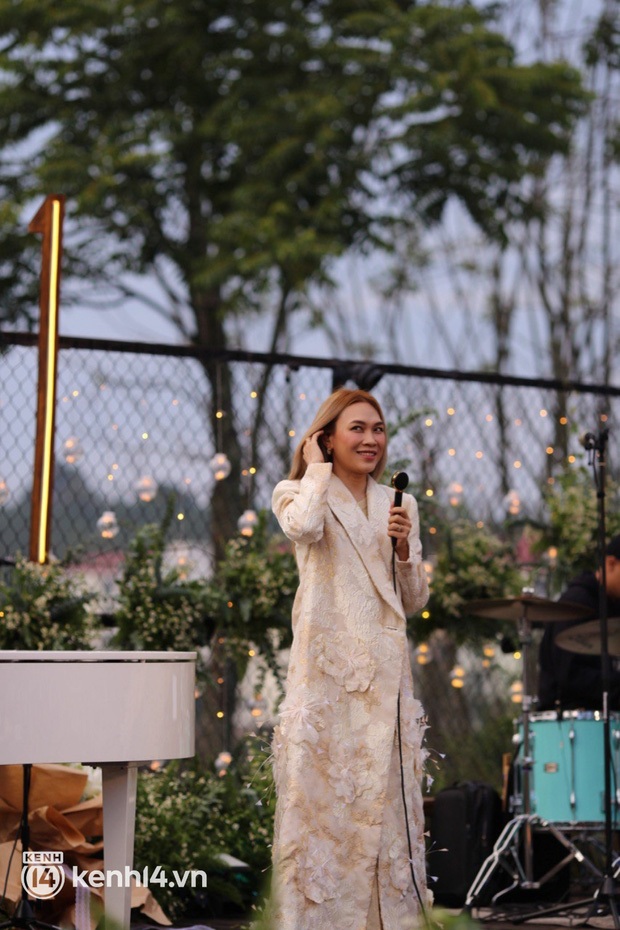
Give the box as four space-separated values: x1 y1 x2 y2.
268 462 431 930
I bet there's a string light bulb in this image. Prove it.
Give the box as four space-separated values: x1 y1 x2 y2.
96 510 119 539
63 436 84 465
248 694 268 718
415 643 432 666
448 481 463 506
136 475 158 502
215 751 232 777
238 509 258 537
503 489 521 516
0 479 9 506
450 665 466 689
209 452 231 481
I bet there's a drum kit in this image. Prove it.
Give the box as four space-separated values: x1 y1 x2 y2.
463 592 620 922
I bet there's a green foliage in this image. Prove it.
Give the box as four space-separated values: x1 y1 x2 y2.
112 517 215 653
411 519 524 644
386 3 589 241
206 512 297 687
540 464 620 591
111 508 296 699
428 908 482 930
430 702 515 795
584 5 620 69
134 741 275 920
0 556 93 649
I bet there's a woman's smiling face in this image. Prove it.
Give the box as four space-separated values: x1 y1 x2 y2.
326 401 386 482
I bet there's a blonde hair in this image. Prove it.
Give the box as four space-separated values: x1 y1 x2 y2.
289 388 388 480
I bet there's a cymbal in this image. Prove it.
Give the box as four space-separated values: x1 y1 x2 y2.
466 595 593 623
556 617 620 656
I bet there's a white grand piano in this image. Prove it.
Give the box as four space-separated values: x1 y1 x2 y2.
0 650 196 929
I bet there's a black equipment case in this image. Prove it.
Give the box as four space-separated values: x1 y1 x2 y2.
429 781 504 907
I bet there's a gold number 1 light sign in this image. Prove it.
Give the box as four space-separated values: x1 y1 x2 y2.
28 194 66 564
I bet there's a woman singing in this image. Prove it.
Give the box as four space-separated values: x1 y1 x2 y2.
268 388 430 930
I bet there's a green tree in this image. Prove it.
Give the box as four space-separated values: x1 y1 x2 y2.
542 465 620 591
0 0 586 547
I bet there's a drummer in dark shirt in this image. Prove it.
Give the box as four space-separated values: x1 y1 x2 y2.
538 534 620 711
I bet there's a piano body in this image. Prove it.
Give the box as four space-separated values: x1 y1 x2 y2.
0 650 196 929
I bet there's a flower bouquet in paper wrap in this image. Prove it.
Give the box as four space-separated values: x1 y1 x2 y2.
0 763 169 928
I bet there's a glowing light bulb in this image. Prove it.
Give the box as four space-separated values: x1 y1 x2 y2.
238 509 258 537
136 475 158 502
415 643 431 666
510 681 523 704
96 510 119 539
503 489 521 516
209 452 231 481
63 436 84 465
448 481 463 507
215 751 232 777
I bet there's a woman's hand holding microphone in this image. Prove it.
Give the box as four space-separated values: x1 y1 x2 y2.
388 505 411 561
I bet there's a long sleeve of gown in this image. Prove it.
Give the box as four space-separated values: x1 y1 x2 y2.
272 463 332 544
395 495 429 616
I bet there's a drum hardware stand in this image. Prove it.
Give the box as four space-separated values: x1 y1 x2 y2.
465 593 604 917
465 813 604 918
465 594 538 902
515 593 535 885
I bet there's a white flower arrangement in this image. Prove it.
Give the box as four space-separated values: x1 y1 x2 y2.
0 556 93 650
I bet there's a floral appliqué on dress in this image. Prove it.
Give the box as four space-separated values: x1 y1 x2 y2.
278 684 329 745
311 631 375 692
327 739 371 803
297 834 344 903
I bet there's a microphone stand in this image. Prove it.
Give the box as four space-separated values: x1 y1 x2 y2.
586 426 620 925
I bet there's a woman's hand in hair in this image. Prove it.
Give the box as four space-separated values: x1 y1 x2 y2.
303 430 328 466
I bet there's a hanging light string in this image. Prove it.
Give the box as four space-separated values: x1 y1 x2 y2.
210 363 231 480
238 384 258 536
216 363 224 449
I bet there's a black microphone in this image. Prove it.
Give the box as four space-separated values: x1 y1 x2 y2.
579 431 597 451
391 471 409 548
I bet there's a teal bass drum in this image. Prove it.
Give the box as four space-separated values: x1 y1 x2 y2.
516 710 620 825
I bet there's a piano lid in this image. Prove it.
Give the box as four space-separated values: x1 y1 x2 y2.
0 650 196 662
0 651 196 765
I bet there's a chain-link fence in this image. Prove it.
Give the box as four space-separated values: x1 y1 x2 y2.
1 331 619 571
